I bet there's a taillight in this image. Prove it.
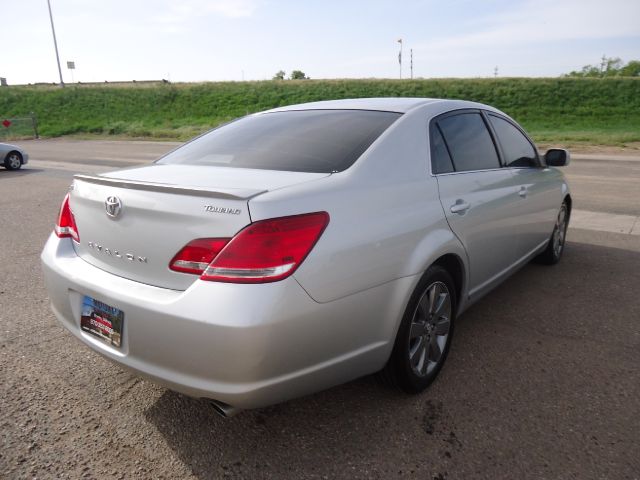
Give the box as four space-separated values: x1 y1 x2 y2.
169 238 230 274
202 212 329 283
55 193 80 242
170 212 329 283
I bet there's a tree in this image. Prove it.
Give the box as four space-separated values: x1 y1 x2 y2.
290 70 309 80
272 70 286 80
564 57 640 77
620 60 640 77
603 57 623 75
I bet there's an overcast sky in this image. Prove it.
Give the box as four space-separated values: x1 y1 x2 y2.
2 0 639 84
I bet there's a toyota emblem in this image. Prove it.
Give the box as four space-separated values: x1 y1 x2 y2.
105 196 122 218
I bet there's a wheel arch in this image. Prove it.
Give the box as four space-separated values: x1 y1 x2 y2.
563 193 572 217
403 226 469 315
431 253 465 312
5 150 23 163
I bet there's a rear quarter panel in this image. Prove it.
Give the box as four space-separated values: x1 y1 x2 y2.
248 106 468 305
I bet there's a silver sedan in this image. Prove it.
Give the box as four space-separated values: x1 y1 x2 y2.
41 98 571 416
1 142 29 170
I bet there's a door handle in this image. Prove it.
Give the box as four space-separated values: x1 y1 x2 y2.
450 200 470 214
518 186 527 198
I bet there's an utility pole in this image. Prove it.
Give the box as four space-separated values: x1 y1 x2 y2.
494 66 498 78
47 0 64 87
600 54 607 76
397 39 403 79
410 49 413 79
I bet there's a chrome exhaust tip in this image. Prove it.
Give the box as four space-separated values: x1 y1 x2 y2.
210 399 242 418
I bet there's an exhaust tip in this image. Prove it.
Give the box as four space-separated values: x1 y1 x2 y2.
210 399 242 418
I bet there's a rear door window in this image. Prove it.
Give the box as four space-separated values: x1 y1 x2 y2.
488 114 538 167
157 110 402 173
437 113 500 171
430 125 454 174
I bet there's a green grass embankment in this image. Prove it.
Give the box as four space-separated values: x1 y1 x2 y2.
1 78 639 145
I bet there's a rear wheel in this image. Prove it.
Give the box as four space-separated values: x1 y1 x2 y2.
535 202 569 265
380 265 456 393
4 151 22 170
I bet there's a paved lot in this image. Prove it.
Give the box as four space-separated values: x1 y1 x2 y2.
1 140 639 479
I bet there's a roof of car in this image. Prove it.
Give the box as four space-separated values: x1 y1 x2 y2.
265 97 452 114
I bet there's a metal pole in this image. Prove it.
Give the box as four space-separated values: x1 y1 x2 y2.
396 39 403 79
47 0 64 87
410 49 413 79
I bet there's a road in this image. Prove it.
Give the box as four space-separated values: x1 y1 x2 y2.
1 140 639 479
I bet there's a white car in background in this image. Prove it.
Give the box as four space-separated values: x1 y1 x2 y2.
1 142 29 170
41 98 571 416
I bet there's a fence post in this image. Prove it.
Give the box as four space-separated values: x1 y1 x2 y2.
31 112 39 139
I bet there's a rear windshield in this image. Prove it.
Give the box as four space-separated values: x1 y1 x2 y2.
157 109 402 173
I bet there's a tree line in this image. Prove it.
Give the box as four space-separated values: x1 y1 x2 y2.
564 57 640 77
272 57 639 81
273 70 309 80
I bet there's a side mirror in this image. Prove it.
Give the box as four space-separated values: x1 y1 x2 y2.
544 148 570 167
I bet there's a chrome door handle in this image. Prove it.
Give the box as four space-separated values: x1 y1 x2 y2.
518 186 527 198
450 201 470 214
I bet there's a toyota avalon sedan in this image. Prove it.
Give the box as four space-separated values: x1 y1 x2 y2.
41 98 571 416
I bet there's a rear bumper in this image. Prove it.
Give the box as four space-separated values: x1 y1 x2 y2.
41 233 410 409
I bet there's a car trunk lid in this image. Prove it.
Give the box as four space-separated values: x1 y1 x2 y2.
70 164 329 290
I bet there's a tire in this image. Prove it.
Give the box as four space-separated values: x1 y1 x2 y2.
4 151 22 170
535 202 569 265
380 265 456 393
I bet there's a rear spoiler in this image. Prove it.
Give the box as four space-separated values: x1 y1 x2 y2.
73 174 267 200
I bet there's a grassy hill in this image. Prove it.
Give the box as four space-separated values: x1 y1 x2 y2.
1 78 639 146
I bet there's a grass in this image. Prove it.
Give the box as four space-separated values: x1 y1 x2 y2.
1 77 639 146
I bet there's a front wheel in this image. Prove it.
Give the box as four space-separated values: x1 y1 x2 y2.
4 151 22 170
535 202 569 265
380 265 456 393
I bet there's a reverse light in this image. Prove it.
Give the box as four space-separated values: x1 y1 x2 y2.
55 193 80 242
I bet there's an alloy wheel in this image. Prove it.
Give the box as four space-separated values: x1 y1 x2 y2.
7 154 21 169
553 206 568 258
408 281 452 376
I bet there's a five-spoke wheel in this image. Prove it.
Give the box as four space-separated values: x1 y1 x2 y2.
536 201 569 265
4 151 22 170
408 281 452 377
381 265 456 393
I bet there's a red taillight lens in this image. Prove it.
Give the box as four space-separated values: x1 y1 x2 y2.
169 238 230 274
201 212 329 283
54 193 80 242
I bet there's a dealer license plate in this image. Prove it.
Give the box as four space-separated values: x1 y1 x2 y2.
80 296 124 348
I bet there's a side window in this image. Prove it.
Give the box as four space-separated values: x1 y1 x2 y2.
437 113 500 171
488 115 538 167
430 125 454 174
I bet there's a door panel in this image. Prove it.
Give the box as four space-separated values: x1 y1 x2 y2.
509 167 563 258
485 113 561 260
436 170 520 296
